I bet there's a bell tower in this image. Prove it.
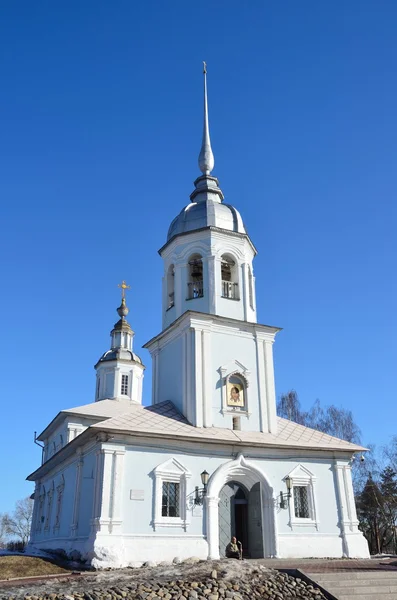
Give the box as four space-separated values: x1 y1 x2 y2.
160 63 257 330
145 66 279 435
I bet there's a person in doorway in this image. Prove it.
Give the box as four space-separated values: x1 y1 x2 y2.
225 536 242 559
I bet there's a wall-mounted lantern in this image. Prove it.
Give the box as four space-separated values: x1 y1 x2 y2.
279 476 292 509
194 470 210 505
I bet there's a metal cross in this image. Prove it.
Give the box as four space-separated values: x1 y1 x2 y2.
118 280 131 299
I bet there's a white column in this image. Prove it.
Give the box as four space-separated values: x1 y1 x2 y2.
242 263 249 321
99 449 114 528
152 348 159 404
344 465 359 531
334 462 349 556
263 339 277 434
114 367 121 399
185 328 193 424
202 328 212 427
161 273 167 328
206 496 220 559
255 335 268 433
70 452 84 537
174 262 183 318
30 481 40 541
194 329 203 427
110 450 125 533
213 257 222 315
207 256 217 314
182 331 187 417
91 449 104 532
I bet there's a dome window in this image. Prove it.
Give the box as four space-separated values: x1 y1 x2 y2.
121 374 129 396
187 254 204 299
221 255 239 300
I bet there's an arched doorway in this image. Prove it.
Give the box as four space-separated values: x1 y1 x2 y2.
218 481 263 558
206 454 277 559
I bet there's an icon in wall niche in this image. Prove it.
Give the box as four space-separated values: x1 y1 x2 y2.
226 375 245 408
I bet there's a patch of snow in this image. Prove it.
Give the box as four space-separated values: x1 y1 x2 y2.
87 545 125 570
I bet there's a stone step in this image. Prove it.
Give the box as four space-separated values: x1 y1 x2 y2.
330 584 397 594
312 579 397 589
337 594 397 600
307 570 397 581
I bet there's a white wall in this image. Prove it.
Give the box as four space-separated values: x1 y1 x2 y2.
120 445 342 538
148 313 277 432
30 437 368 566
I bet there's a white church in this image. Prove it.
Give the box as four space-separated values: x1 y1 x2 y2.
27 68 369 567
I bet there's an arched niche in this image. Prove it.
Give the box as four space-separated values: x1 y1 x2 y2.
187 253 204 299
167 264 175 309
221 253 239 300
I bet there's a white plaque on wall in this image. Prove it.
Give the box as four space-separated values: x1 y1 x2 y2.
130 489 145 501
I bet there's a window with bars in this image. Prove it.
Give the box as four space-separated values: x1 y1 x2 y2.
293 485 310 518
121 374 129 395
161 482 180 517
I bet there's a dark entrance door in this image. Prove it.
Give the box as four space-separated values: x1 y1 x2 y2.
218 482 251 557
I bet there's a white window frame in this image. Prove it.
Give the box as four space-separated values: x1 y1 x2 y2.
219 360 251 418
121 373 129 396
153 458 191 531
285 464 319 529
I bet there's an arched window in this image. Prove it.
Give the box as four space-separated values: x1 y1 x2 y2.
221 254 239 300
248 265 254 309
187 254 204 299
167 264 175 308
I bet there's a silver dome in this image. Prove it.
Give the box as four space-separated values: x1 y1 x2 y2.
167 199 246 241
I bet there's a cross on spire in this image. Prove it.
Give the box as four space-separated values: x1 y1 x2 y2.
118 280 131 299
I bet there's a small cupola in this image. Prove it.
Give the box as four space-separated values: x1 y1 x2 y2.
94 281 145 403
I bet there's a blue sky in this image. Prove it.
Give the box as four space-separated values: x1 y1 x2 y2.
0 1 396 513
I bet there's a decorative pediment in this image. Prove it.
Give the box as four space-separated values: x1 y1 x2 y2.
219 359 251 380
285 464 316 483
154 457 191 479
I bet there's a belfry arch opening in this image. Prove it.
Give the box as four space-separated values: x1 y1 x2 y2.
187 254 204 299
167 264 175 309
221 254 239 300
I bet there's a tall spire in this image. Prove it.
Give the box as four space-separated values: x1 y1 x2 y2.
198 61 215 175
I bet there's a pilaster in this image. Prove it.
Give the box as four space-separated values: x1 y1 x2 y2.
263 339 277 434
92 444 126 535
70 450 84 538
152 348 159 404
207 256 217 314
30 481 40 541
206 496 220 559
255 334 268 433
202 328 212 427
194 329 203 427
242 263 249 321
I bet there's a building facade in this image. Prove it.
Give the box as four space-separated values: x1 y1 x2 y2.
27 69 369 568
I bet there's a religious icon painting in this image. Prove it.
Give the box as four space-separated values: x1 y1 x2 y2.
226 375 245 408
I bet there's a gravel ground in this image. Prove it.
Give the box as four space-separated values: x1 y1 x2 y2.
0 559 327 600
